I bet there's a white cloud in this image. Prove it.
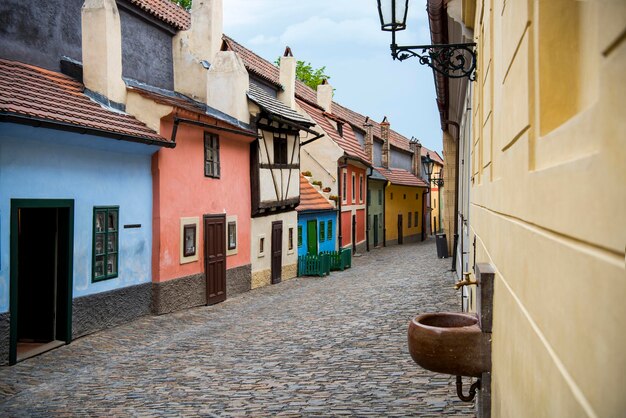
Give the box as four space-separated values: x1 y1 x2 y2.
248 34 279 45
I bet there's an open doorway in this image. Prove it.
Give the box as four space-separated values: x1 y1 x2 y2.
10 199 73 364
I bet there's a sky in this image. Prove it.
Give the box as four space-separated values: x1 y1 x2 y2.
222 0 443 155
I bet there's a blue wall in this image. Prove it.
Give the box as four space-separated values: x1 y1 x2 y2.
0 123 159 313
297 211 337 256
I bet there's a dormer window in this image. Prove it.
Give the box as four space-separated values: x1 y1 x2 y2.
337 122 344 137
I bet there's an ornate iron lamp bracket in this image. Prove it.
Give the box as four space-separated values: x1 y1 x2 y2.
391 42 477 81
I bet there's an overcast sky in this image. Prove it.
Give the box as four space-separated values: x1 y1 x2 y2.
222 0 443 155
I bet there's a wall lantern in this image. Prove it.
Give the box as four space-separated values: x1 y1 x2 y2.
422 153 444 187
377 0 477 80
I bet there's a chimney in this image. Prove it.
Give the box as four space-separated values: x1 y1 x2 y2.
364 116 374 163
409 137 423 177
278 46 296 110
172 0 223 101
206 44 250 123
380 116 390 168
317 79 333 113
81 0 126 104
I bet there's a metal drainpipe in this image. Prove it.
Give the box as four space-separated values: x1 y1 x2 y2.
383 181 388 247
366 167 372 252
444 120 460 272
337 157 347 249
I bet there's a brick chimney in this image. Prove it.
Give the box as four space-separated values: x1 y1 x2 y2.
317 79 333 113
409 137 423 177
364 116 374 163
206 42 250 123
81 0 126 104
172 0 223 101
380 116 390 168
278 46 296 110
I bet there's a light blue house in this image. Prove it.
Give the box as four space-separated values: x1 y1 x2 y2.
0 59 173 365
296 175 338 256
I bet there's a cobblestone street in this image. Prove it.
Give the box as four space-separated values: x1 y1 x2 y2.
0 240 474 417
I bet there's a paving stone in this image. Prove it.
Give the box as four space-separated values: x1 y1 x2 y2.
0 239 474 416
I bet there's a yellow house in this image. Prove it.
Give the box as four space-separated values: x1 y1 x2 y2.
429 0 626 416
377 169 429 244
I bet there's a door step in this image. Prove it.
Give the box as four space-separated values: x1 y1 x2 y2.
16 340 65 362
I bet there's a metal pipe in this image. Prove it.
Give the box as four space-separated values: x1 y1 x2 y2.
456 376 480 402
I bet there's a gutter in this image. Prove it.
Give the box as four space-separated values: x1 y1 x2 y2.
171 116 258 144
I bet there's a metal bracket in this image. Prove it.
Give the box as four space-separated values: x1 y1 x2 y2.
391 42 477 81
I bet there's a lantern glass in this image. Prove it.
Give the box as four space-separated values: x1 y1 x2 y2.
377 0 409 32
424 153 434 178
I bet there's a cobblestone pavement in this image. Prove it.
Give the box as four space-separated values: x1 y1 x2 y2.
0 239 475 417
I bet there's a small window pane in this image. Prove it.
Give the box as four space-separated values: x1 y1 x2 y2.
95 235 105 255
107 233 117 253
108 211 117 231
259 237 265 253
95 212 105 232
95 256 105 278
184 225 196 256
319 221 325 242
107 254 117 275
327 220 333 239
288 227 294 250
298 226 303 247
228 222 237 250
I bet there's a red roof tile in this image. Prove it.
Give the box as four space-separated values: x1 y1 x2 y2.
296 174 334 212
421 146 444 165
0 59 170 146
297 99 370 164
129 0 190 30
375 167 429 188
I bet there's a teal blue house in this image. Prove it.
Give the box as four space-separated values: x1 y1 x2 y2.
296 175 338 256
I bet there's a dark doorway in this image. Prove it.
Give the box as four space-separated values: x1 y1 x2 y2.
351 214 356 252
398 213 404 245
271 221 283 284
306 220 317 255
373 215 379 247
10 199 73 365
204 214 226 305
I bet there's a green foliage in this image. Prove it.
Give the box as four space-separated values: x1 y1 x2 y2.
275 58 331 91
171 0 192 10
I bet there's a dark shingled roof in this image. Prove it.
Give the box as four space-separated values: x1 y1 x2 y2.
375 167 429 188
247 83 313 126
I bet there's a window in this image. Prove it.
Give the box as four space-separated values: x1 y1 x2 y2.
273 133 288 165
408 212 412 228
204 133 220 178
351 173 356 203
228 221 237 250
378 190 383 205
327 220 333 239
403 194 406 200
93 207 119 281
359 175 364 203
342 170 347 203
288 227 294 250
320 221 325 242
298 226 303 247
259 237 265 255
414 212 419 228
367 188 371 205
416 193 419 200
390 192 393 200
183 224 197 256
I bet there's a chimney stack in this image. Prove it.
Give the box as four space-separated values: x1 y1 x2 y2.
172 0 223 101
364 116 374 163
206 42 250 123
409 137 423 177
278 46 296 110
316 79 333 113
380 116 390 168
81 0 126 104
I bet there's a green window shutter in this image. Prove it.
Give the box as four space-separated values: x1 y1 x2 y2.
327 220 333 239
298 226 302 247
319 221 325 242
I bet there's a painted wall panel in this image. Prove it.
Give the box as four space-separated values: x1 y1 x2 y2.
390 149 412 172
297 211 337 256
0 123 158 312
385 184 424 242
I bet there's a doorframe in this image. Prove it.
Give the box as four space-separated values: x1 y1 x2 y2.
10 199 74 365
203 213 227 305
398 213 403 245
271 221 283 284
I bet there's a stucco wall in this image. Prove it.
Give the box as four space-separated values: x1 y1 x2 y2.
466 1 626 416
367 180 385 247
297 211 337 256
390 148 412 172
250 211 298 277
153 120 251 283
0 0 83 71
0 123 158 313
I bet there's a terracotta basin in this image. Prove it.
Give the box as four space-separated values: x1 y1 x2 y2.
408 312 491 377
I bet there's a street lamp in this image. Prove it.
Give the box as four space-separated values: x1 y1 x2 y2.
376 0 477 80
422 153 444 233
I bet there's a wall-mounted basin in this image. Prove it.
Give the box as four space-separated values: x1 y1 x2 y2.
408 312 491 378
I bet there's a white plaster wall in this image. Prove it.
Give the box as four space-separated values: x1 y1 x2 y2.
259 169 300 202
299 133 343 195
250 211 298 273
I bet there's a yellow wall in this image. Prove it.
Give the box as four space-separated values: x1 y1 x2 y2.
430 165 443 234
384 184 424 242
466 1 626 416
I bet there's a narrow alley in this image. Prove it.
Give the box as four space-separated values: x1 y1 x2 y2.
0 240 473 416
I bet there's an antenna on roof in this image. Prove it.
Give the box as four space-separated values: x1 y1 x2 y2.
283 46 293 57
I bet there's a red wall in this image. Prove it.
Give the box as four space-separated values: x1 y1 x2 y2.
340 162 367 248
153 119 252 282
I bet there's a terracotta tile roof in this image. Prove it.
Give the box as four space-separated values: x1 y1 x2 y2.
296 174 334 212
0 59 171 146
421 146 444 165
223 35 282 88
297 99 370 164
129 0 190 30
295 80 318 105
375 167 429 188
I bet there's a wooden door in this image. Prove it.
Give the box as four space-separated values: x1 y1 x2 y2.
204 215 226 305
373 215 379 247
306 220 317 255
398 213 403 245
271 221 283 284
351 214 356 251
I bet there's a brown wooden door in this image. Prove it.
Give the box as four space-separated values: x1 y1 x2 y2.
398 213 403 245
204 215 226 304
271 221 282 284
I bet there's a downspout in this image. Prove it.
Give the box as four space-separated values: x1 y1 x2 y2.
444 120 460 271
337 157 347 249
383 181 388 247
366 167 372 252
